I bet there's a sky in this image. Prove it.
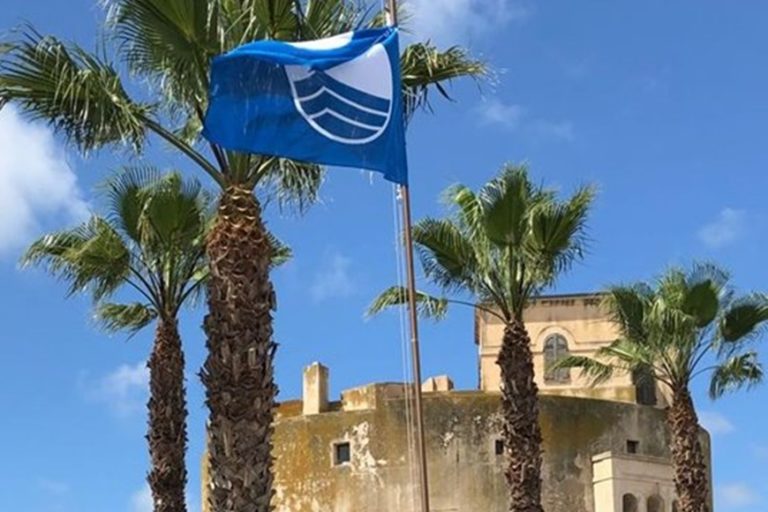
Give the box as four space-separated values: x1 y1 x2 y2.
1 1 768 511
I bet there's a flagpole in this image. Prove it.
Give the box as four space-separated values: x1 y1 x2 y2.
387 2 431 512
400 184 432 512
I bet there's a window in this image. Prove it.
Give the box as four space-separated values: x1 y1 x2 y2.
672 500 679 512
333 442 351 465
647 495 664 512
544 334 571 383
495 439 504 456
633 366 658 406
626 440 639 454
622 494 638 512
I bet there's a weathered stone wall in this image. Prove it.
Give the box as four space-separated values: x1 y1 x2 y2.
266 387 680 512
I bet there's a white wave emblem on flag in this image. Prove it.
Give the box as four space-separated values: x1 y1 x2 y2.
285 41 393 145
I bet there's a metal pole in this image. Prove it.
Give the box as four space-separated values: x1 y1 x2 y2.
387 2 430 510
399 184 432 512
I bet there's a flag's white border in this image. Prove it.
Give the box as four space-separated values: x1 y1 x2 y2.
285 42 393 145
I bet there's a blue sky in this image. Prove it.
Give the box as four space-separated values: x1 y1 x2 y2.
1 2 767 511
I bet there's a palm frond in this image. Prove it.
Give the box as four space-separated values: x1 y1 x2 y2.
479 164 537 247
106 0 218 111
442 183 484 242
709 352 763 399
594 338 655 368
0 27 150 152
22 217 131 301
367 285 448 320
255 157 324 213
413 218 478 293
95 301 158 334
266 231 292 267
101 165 160 242
301 0 365 38
400 42 486 119
553 355 616 385
719 293 768 343
218 0 299 45
603 284 652 342
526 184 595 283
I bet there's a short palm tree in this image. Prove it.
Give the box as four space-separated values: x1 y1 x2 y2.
555 264 768 512
370 164 595 512
0 2 484 510
23 169 210 512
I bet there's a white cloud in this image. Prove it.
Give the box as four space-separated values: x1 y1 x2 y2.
699 410 735 436
476 99 524 128
130 484 199 512
476 98 574 141
310 251 356 302
0 105 89 255
37 479 71 495
532 120 575 141
130 485 153 512
405 0 531 46
718 483 760 509
698 208 747 249
83 361 149 417
753 444 768 460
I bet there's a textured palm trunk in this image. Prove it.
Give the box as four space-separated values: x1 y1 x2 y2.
497 320 544 512
147 318 188 512
202 185 278 512
668 388 710 512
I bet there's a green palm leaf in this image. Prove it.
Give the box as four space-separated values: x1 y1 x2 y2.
23 168 210 328
0 28 150 152
367 286 448 320
710 352 763 399
96 302 158 334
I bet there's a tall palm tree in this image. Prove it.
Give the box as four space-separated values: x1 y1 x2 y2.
370 164 595 512
0 2 485 510
23 169 210 512
555 264 768 512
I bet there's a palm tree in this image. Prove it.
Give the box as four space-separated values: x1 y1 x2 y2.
554 264 768 512
0 3 485 510
370 164 594 512
23 169 210 512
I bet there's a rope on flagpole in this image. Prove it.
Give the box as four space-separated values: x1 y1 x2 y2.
386 1 432 511
392 184 418 510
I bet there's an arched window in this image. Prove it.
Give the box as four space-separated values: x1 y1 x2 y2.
633 366 658 406
622 494 638 512
647 495 664 512
672 500 679 512
544 334 571 383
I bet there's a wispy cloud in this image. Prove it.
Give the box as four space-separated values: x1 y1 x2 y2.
476 99 524 128
130 485 153 512
476 98 574 141
37 478 71 495
753 443 768 460
405 0 531 46
82 361 149 417
699 410 735 436
698 208 747 249
532 120 575 141
310 251 356 302
0 104 89 256
718 483 760 509
130 484 199 512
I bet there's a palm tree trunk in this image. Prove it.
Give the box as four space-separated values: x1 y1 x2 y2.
668 388 710 512
497 320 544 512
202 185 278 512
147 318 188 512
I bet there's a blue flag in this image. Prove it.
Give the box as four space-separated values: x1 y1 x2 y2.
203 27 408 185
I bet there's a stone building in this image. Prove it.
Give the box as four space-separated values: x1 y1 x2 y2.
202 294 711 512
